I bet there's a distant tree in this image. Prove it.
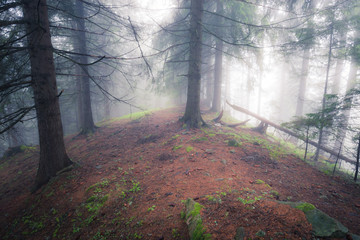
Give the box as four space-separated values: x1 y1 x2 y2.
313 18 334 161
210 0 224 112
74 0 95 134
206 0 257 112
294 0 316 117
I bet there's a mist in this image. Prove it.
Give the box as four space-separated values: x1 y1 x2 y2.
2 0 360 238
1 0 359 168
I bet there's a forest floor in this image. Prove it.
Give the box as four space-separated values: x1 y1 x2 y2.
1 107 360 240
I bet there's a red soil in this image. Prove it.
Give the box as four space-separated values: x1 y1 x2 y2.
1 107 359 240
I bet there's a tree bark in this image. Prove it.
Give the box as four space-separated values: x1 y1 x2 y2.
104 88 111 120
211 0 223 112
295 47 310 117
332 30 359 157
22 0 72 190
355 135 360 182
75 0 95 134
314 24 333 161
182 0 204 128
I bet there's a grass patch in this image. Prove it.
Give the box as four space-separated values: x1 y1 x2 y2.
186 146 194 152
172 145 183 151
295 202 316 213
96 110 152 126
86 179 110 192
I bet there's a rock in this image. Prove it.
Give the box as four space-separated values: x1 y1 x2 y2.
306 208 348 238
256 230 266 237
205 149 215 154
234 227 246 240
228 139 240 147
279 201 348 238
184 198 211 240
351 233 360 240
221 159 227 165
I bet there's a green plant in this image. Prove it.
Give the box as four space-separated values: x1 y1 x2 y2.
50 208 57 215
129 181 141 192
133 232 142 239
184 200 211 240
255 179 265 184
172 228 180 238
97 110 153 126
136 220 144 227
22 215 44 235
237 195 262 205
172 134 180 140
73 224 81 233
206 191 227 204
295 202 316 213
52 216 62 238
126 216 136 225
46 190 54 198
86 179 110 192
193 136 208 142
186 146 194 152
228 139 241 147
147 205 156 212
269 190 279 198
192 220 211 240
172 145 183 151
256 230 266 237
85 194 109 213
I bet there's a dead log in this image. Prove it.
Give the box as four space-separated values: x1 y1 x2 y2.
212 110 250 128
212 110 223 123
226 119 250 128
226 100 355 164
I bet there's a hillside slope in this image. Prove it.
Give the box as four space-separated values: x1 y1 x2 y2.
1 107 360 239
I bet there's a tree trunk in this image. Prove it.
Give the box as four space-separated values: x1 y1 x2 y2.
182 0 204 128
314 25 333 161
211 0 223 112
8 127 20 147
204 64 213 108
333 30 359 156
22 0 72 190
331 33 346 94
76 60 83 131
211 38 223 112
355 135 360 182
75 0 95 134
104 94 111 120
295 47 310 116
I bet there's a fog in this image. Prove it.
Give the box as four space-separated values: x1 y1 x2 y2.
104 0 359 173
1 0 359 175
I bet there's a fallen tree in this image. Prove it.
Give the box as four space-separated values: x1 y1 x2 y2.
212 109 250 128
226 100 355 165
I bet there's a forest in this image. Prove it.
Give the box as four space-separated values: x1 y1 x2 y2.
1 0 360 239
